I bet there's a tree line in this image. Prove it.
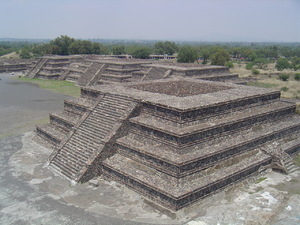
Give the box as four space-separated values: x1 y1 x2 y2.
2 35 300 70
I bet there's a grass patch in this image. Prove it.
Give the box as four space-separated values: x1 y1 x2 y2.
280 87 289 92
256 177 267 184
247 81 278 89
289 179 299 183
15 77 80 97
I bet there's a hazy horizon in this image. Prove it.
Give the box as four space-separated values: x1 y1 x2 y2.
1 0 299 42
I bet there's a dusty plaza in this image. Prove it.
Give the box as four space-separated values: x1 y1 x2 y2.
0 57 300 224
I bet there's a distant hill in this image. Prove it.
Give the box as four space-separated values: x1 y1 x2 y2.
0 38 50 43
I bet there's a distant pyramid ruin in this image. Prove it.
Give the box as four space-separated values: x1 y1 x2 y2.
26 55 242 86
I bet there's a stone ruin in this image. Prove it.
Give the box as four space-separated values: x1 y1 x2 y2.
26 55 242 86
0 59 34 73
35 77 300 210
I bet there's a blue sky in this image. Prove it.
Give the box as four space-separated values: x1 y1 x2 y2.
1 0 299 42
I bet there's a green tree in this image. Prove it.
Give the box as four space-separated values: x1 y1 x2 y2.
48 35 75 55
291 56 300 71
19 48 31 59
211 49 231 66
275 58 290 71
253 58 268 69
294 73 300 81
68 40 93 54
177 46 198 63
112 45 125 55
200 49 211 64
130 47 151 59
154 41 178 55
92 43 109 55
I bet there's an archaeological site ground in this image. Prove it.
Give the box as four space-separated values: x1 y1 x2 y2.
26 56 300 210
1 55 300 224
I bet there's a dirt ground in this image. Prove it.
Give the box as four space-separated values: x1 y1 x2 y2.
1 132 299 225
231 62 300 100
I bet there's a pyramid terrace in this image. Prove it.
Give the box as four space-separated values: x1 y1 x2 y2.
34 77 300 211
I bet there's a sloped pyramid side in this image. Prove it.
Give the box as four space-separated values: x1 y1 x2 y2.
49 93 138 183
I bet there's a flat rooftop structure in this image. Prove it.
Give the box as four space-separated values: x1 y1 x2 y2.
88 78 276 110
128 80 232 97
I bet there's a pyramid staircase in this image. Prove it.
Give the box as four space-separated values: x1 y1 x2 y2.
101 84 300 210
48 93 138 183
94 62 144 84
77 61 104 86
59 61 91 82
26 58 48 78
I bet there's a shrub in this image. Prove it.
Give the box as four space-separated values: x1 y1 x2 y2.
210 49 230 66
294 73 300 81
246 63 253 70
276 58 290 71
252 69 260 75
279 74 289 81
280 87 289 92
225 61 234 68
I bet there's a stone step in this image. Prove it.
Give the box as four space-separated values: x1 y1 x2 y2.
49 94 138 182
51 157 80 177
73 128 106 142
26 58 48 78
102 151 271 210
94 103 129 113
66 135 99 150
130 101 295 145
105 67 139 75
141 88 281 123
97 98 134 109
76 61 100 86
41 67 62 71
63 144 95 159
50 111 80 130
66 74 81 81
280 136 300 155
60 143 94 160
52 151 82 171
64 97 95 115
65 97 95 109
196 74 239 81
87 109 120 119
83 116 116 130
100 73 132 82
58 147 89 165
81 118 115 131
93 107 127 118
78 126 110 140
82 118 114 130
36 124 67 145
117 115 300 177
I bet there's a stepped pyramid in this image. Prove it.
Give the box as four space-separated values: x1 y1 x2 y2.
27 55 243 87
37 78 300 210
